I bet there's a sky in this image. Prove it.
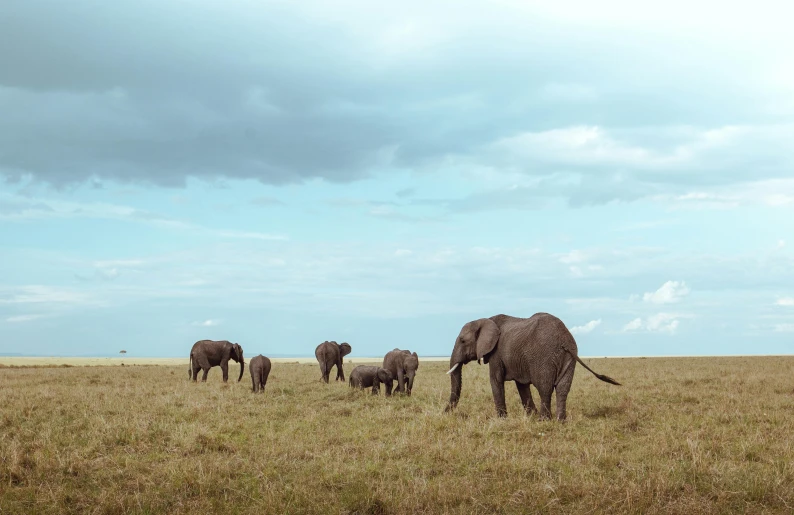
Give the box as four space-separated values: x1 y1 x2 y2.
1 0 793 358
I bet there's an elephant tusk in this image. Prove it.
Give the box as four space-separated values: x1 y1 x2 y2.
446 363 460 375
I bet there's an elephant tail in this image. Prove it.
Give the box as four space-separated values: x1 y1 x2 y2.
566 350 621 386
188 353 193 379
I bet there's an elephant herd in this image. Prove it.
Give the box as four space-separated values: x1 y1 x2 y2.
188 312 622 421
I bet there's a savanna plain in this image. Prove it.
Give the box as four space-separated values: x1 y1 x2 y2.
2 356 794 514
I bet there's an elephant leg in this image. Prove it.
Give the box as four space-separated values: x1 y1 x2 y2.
201 368 209 382
396 369 405 394
535 383 553 421
490 376 507 417
516 382 537 415
221 361 229 383
555 389 569 421
554 358 576 421
336 359 345 382
251 373 257 393
192 365 201 382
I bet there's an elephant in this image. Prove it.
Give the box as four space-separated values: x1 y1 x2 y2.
188 340 245 383
382 349 419 396
249 354 272 393
315 340 352 383
349 365 394 396
445 312 621 421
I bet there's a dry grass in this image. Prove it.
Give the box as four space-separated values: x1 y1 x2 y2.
2 356 794 514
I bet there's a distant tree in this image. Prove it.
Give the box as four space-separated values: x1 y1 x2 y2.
119 350 127 355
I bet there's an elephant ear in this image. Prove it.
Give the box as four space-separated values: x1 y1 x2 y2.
475 318 500 362
378 368 393 382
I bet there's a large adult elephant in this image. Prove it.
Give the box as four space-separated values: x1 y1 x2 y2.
445 313 621 421
315 341 352 383
188 340 245 383
382 349 419 396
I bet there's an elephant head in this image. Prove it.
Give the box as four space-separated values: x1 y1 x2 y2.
339 342 352 358
446 318 500 410
231 343 245 382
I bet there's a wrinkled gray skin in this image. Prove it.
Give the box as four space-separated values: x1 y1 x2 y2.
188 340 245 383
249 354 272 393
349 365 394 396
382 349 419 396
445 313 621 421
315 341 352 383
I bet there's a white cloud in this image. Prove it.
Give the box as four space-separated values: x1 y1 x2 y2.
4 314 44 323
622 313 685 334
673 192 740 209
776 297 794 307
0 286 90 305
194 319 221 327
375 20 448 58
569 319 602 335
642 280 690 304
493 126 652 167
96 268 120 280
645 313 681 333
0 193 287 241
622 318 644 332
212 230 287 241
559 249 588 264
93 259 145 268
660 179 794 210
774 323 794 332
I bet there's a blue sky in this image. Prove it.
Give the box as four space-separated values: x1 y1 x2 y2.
1 0 793 357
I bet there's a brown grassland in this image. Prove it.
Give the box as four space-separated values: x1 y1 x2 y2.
2 356 794 514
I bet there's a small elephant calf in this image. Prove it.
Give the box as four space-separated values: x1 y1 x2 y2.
249 354 272 393
349 365 393 396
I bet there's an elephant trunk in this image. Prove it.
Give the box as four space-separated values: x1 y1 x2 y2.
238 360 245 382
445 356 463 412
407 372 415 396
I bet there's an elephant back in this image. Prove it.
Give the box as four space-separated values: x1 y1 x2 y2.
501 313 578 359
382 349 406 373
315 341 341 361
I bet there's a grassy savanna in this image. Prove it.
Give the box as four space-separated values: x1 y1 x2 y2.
2 357 794 514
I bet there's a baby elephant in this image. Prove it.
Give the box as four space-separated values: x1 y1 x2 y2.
249 354 272 393
349 365 394 396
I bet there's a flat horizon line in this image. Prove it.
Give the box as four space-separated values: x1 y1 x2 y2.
3 354 794 359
